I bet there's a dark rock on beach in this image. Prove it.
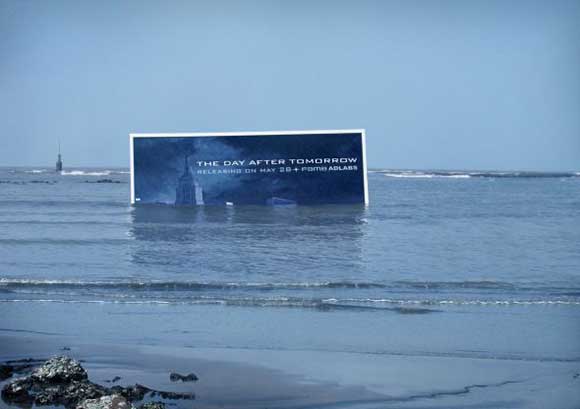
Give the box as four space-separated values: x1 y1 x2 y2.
138 402 165 409
109 384 151 401
1 356 195 409
151 390 194 400
77 394 133 409
169 372 198 382
0 358 46 381
36 380 107 406
2 378 33 404
1 357 105 407
0 365 13 381
31 356 88 382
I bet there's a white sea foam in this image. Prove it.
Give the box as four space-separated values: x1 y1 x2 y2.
0 278 87 285
1 298 579 306
60 170 112 176
382 173 471 179
326 297 580 306
24 169 47 174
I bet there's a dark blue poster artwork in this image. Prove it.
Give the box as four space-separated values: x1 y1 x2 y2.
131 130 368 206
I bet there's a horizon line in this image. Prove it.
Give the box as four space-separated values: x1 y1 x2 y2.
0 165 578 174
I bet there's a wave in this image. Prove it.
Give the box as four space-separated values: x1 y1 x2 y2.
0 238 130 246
0 297 436 313
0 279 387 290
2 279 579 310
1 297 578 308
382 172 471 179
0 199 127 208
1 278 578 294
57 169 128 176
324 297 580 306
0 180 57 185
374 170 580 179
60 170 112 176
4 168 129 176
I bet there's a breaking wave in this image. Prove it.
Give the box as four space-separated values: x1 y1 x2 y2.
2 278 579 312
1 278 579 299
1 297 578 308
382 172 471 179
0 180 57 185
0 278 532 291
374 170 580 179
60 170 113 176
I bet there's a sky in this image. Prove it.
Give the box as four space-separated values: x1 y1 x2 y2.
1 0 579 170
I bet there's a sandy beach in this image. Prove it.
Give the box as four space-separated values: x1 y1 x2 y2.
1 330 579 409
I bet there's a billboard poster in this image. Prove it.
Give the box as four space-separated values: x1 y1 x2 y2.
130 130 368 206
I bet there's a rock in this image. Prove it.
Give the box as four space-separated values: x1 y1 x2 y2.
1 377 33 404
1 357 102 408
0 365 13 381
77 394 133 409
169 372 198 382
138 402 165 409
1 356 196 408
114 384 151 401
105 376 122 383
3 358 44 376
31 379 107 407
154 390 195 400
31 356 88 383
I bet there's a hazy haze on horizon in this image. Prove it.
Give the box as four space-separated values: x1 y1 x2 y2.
1 0 579 170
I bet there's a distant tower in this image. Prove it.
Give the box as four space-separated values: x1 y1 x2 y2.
56 140 63 172
175 156 204 205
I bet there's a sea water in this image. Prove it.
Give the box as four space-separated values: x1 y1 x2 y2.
0 167 579 407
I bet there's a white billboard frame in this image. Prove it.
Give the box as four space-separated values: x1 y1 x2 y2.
129 129 368 205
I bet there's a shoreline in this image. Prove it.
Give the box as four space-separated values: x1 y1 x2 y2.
1 333 579 409
0 334 386 409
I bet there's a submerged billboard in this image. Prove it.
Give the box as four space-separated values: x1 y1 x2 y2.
130 130 368 206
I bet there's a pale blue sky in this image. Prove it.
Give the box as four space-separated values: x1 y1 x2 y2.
1 0 579 170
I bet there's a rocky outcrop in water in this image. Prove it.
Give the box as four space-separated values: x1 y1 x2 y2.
76 394 133 409
169 372 198 382
1 356 193 409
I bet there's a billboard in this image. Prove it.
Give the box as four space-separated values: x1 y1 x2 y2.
130 130 368 206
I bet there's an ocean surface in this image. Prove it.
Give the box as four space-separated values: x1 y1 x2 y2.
1 167 579 408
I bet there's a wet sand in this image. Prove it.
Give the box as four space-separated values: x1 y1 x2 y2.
1 332 579 409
